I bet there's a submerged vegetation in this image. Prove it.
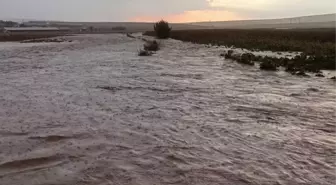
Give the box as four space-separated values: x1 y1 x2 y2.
144 40 159 51
260 60 278 71
223 50 335 77
138 39 160 56
145 28 336 77
138 49 153 56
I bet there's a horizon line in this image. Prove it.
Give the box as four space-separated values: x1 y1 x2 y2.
2 12 335 24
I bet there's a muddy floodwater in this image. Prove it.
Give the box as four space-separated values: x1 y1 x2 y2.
0 34 335 185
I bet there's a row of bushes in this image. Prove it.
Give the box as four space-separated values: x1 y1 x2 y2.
223 50 335 78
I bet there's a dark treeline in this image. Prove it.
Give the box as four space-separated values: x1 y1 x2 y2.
0 20 19 27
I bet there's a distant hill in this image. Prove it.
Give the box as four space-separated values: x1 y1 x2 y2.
2 14 335 31
47 22 210 32
189 14 336 29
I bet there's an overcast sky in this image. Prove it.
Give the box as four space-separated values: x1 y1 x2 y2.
0 0 335 22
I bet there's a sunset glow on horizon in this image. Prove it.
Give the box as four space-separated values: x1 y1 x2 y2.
130 10 244 23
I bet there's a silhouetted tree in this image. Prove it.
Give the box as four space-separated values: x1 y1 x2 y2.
154 20 172 39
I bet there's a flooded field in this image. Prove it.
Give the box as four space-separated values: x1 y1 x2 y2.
0 34 335 185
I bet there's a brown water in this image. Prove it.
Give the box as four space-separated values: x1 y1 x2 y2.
0 34 335 185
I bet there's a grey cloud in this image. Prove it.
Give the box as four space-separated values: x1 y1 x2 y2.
0 0 334 21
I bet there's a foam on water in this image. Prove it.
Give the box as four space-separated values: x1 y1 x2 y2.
0 34 335 185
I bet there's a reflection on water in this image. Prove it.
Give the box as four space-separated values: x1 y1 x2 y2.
0 34 335 185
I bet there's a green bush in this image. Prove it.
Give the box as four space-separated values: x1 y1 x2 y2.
154 20 172 39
